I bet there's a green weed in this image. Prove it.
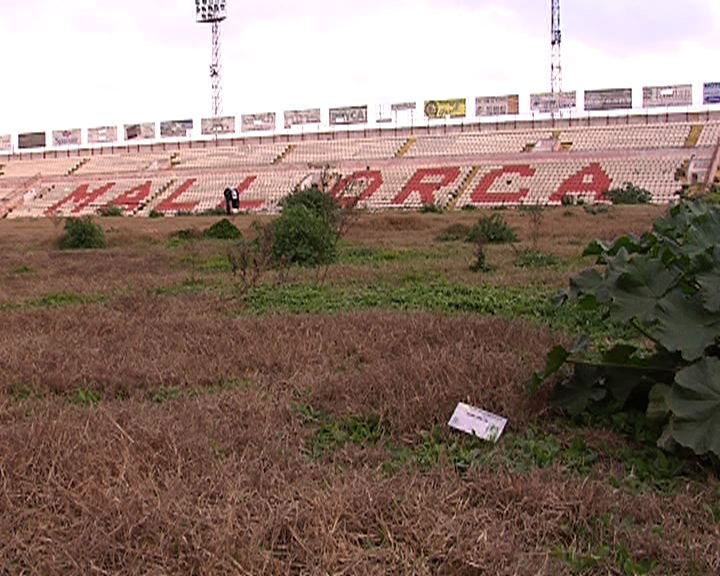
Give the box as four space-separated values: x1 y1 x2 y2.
150 386 181 404
69 389 102 408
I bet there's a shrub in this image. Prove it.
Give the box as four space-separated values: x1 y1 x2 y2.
532 200 720 459
98 206 124 217
561 194 576 207
58 217 107 250
469 242 492 273
272 205 338 267
420 204 443 214
148 209 164 219
514 250 559 269
606 182 651 205
170 228 202 242
281 185 339 226
204 219 242 240
436 223 471 242
467 214 517 244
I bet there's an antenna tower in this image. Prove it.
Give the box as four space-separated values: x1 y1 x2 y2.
551 0 562 94
195 1 227 117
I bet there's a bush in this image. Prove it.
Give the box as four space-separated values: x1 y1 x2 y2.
170 228 202 242
532 200 720 459
272 205 338 267
281 185 339 225
148 210 164 219
606 182 651 205
467 214 517 244
58 217 107 250
98 206 124 217
420 204 443 214
514 250 559 269
204 219 242 240
469 242 492 273
436 223 471 242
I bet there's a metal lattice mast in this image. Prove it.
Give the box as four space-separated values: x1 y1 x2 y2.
211 22 222 116
196 1 227 117
551 0 562 94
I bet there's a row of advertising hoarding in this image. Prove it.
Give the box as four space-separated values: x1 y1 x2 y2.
5 83 720 152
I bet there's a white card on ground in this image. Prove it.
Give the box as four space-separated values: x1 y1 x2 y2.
448 403 507 442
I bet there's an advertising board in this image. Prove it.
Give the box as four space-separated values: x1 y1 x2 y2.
284 109 321 129
530 91 577 113
125 123 156 141
643 84 693 108
18 132 46 149
160 119 193 138
424 98 466 119
201 116 235 135
329 106 368 126
584 88 632 111
241 112 276 132
475 95 520 117
52 129 82 147
88 126 118 144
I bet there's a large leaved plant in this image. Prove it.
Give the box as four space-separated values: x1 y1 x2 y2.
533 201 720 458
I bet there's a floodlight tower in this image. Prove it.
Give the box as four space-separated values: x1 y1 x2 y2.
195 1 227 117
551 0 562 94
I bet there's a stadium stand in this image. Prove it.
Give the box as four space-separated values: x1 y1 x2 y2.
3 115 718 218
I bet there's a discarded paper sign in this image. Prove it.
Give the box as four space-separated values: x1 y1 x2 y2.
448 403 507 442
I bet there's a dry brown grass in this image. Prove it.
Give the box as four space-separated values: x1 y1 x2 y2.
1 207 718 574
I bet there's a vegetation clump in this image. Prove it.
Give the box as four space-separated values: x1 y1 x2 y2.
436 223 471 242
98 206 124 217
533 200 720 459
606 183 651 205
58 217 107 250
467 214 518 244
204 218 242 240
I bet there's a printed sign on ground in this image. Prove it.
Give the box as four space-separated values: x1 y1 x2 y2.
584 88 632 111
475 95 520 117
704 83 720 105
0 135 11 152
88 126 118 144
52 129 82 147
530 91 577 113
201 116 235 135
284 109 321 129
424 99 466 119
241 112 276 132
329 106 368 126
18 132 46 149
643 84 693 108
160 119 193 138
448 403 507 442
125 123 156 141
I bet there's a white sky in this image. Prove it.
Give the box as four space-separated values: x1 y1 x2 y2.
0 0 719 135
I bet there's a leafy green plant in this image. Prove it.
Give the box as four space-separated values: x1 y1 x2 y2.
98 206 124 217
533 201 720 458
148 209 164 219
467 214 517 244
514 250 559 269
203 218 242 240
606 183 651 205
272 204 338 267
58 217 107 250
70 389 102 408
420 204 443 214
280 185 340 226
469 241 492 273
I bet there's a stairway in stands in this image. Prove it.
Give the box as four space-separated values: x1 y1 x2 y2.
137 179 176 216
448 166 479 210
394 137 416 158
686 125 704 147
272 144 296 164
66 158 89 176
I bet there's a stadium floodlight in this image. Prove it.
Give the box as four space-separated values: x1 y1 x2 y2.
196 1 228 117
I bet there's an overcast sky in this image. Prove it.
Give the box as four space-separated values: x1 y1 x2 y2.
0 0 719 134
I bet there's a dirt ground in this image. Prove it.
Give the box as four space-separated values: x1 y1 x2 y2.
1 206 718 575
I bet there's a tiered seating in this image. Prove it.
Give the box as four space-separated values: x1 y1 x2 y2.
146 170 309 215
0 157 83 178
173 144 288 169
559 125 691 151
79 154 169 175
697 123 720 147
454 157 683 209
288 138 403 163
8 180 170 218
407 131 554 158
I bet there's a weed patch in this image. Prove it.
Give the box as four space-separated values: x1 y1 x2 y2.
204 219 242 240
69 389 102 408
514 250 560 269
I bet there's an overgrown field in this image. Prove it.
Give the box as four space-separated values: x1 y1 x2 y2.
1 207 718 575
